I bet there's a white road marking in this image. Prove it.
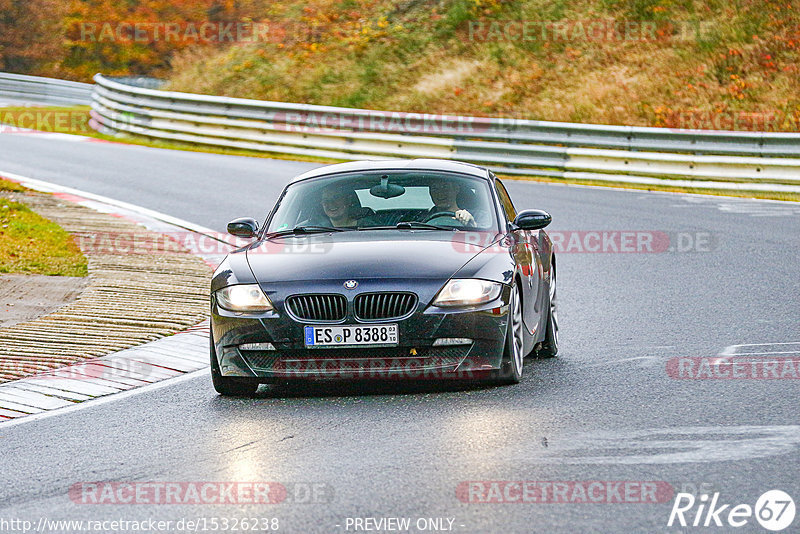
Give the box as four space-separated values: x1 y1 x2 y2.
0 394 45 414
720 342 800 356
0 369 208 430
0 170 219 237
0 387 74 410
10 382 92 401
726 351 800 356
0 171 215 426
512 175 800 202
0 325 209 424
674 196 800 217
1 132 93 141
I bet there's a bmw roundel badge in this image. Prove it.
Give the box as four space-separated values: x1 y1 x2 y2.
344 280 358 290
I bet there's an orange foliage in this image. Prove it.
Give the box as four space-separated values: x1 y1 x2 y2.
1 0 271 81
0 0 68 76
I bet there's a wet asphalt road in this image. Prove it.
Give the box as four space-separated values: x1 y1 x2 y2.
1 133 799 533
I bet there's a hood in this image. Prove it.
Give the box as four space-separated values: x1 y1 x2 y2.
245 230 494 284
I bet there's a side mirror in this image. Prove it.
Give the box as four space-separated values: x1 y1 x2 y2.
513 209 551 230
227 217 259 238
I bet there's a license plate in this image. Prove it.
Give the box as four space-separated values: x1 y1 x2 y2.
304 324 398 347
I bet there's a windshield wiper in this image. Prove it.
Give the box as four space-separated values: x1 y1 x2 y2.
266 225 347 237
394 221 457 231
356 223 457 231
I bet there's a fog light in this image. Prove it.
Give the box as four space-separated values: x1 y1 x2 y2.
433 338 472 346
239 342 275 351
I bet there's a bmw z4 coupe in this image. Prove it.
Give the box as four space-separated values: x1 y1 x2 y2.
210 159 557 395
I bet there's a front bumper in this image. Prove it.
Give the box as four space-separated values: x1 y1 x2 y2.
211 285 511 381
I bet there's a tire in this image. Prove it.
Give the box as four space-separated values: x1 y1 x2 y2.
537 263 559 358
210 337 259 396
490 284 524 385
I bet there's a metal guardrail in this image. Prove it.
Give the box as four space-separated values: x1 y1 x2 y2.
1 71 795 192
105 77 166 90
89 74 800 191
0 73 93 106
0 72 767 191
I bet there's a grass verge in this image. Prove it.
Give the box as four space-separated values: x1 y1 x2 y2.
0 179 88 277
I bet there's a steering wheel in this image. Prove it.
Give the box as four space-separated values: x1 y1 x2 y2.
423 211 457 223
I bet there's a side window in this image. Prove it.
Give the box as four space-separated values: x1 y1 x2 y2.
494 179 517 222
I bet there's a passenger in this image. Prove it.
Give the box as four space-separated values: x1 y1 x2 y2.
321 185 372 227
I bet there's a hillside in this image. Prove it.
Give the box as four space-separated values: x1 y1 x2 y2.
1 0 798 131
164 0 800 131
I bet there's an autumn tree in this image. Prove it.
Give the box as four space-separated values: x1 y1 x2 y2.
0 0 69 77
1 0 271 80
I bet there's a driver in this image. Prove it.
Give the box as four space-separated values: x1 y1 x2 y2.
321 184 372 227
424 179 477 227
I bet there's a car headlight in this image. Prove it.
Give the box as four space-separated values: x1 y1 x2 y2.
432 279 502 307
215 284 273 312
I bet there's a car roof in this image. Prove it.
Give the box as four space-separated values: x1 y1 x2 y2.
289 159 491 184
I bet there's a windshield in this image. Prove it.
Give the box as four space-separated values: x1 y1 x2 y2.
265 171 499 233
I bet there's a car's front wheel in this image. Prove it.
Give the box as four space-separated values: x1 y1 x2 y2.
210 338 259 396
490 284 524 385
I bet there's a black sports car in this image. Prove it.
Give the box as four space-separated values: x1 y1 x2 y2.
210 159 557 395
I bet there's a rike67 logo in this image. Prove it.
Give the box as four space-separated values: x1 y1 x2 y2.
668 490 795 531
